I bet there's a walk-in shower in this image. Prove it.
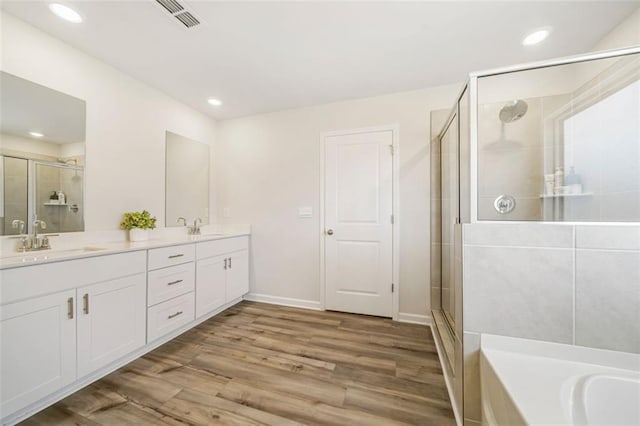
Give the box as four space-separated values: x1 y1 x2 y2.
430 46 640 424
1 156 84 235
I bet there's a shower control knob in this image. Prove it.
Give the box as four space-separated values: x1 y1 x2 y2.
494 195 516 214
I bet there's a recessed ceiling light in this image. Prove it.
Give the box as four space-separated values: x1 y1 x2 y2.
49 3 83 23
207 98 222 106
29 131 44 138
522 27 551 46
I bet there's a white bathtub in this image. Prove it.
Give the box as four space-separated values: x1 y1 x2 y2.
480 334 640 426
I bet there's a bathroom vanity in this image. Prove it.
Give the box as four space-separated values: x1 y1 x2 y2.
0 232 249 425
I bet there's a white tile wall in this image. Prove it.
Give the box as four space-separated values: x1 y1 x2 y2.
575 249 640 353
464 244 574 343
463 331 481 423
462 223 640 422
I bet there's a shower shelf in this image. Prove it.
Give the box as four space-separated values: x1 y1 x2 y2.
539 192 594 199
43 202 69 206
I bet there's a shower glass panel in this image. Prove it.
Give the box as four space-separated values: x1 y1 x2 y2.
35 162 84 233
1 156 28 235
477 52 640 222
441 114 459 332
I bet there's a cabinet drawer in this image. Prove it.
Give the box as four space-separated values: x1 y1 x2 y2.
196 236 249 260
148 244 195 271
148 263 195 306
147 292 195 342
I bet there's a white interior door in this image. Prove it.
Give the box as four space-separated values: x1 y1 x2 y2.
324 130 393 317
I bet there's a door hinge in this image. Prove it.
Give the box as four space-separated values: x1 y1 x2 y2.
390 214 394 224
389 144 394 155
391 283 395 293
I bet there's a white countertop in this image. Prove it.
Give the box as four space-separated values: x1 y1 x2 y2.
0 225 250 270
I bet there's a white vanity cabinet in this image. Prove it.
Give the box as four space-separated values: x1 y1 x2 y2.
195 236 249 317
76 273 146 377
0 290 77 417
0 251 146 419
146 244 196 342
0 233 250 424
226 249 249 301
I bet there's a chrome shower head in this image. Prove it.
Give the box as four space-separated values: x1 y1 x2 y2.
499 100 528 123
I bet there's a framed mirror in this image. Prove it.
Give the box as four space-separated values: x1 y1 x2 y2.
0 72 86 235
165 131 209 227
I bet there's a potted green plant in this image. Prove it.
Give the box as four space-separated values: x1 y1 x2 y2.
120 210 157 242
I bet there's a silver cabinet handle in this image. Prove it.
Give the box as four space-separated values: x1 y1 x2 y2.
326 229 334 235
168 311 183 319
224 258 228 270
229 257 232 269
167 279 183 286
83 293 89 314
67 297 74 319
168 254 184 259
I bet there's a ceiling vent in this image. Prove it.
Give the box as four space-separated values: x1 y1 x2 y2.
154 0 201 29
174 11 200 28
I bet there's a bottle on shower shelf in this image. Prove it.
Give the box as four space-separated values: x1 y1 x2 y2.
554 166 564 194
565 166 582 194
57 191 66 204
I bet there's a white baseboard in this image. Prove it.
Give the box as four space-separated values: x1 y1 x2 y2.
397 312 432 325
243 293 322 311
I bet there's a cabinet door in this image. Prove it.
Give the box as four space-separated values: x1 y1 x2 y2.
77 273 146 377
226 250 249 302
195 254 226 318
1 290 76 417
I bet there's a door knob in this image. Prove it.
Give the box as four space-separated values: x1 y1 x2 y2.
326 229 334 235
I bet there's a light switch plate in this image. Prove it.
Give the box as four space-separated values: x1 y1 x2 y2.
298 207 312 218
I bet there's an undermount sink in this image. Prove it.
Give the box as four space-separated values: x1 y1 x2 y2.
1 246 107 261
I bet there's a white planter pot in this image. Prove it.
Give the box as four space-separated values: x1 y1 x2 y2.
129 228 149 242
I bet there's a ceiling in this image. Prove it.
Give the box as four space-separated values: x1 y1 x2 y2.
1 71 86 144
1 1 637 120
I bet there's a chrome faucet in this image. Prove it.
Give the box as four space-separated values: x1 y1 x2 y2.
189 218 202 235
11 216 52 251
177 217 201 235
31 215 50 250
12 220 28 252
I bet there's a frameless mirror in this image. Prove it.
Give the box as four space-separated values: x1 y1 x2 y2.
0 72 86 235
165 131 209 227
477 53 640 222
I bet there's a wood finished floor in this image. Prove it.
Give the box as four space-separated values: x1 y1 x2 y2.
21 301 455 426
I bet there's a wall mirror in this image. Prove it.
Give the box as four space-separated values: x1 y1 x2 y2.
165 131 209 227
0 71 86 235
477 52 640 222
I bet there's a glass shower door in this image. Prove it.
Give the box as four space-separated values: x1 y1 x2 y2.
440 114 459 332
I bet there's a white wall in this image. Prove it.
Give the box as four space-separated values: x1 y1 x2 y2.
1 133 63 159
215 84 459 316
591 7 640 52
1 12 217 230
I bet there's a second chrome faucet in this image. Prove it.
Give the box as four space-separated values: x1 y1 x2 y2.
177 217 202 235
